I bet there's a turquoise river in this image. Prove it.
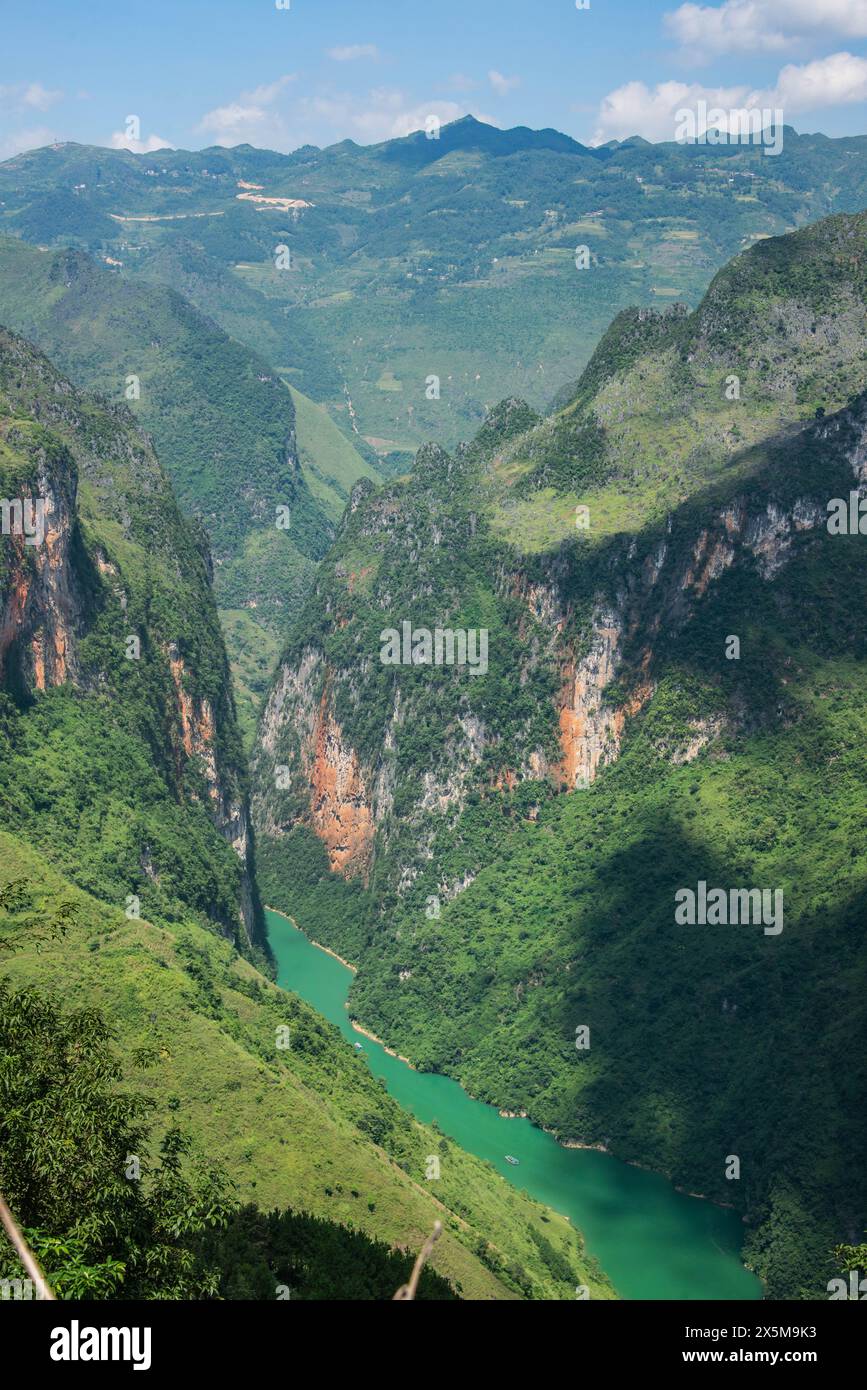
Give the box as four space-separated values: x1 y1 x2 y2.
267 907 763 1301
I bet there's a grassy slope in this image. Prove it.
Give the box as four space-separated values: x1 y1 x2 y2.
0 833 613 1302
289 384 381 521
219 608 283 753
490 212 867 550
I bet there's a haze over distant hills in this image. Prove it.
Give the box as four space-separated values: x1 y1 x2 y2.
4 117 867 466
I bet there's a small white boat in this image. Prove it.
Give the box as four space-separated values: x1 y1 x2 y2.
505 1155 520 1166
354 1042 363 1051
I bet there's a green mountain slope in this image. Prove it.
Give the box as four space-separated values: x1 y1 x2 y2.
252 212 867 1298
5 122 867 458
0 234 333 636
214 375 376 745
0 325 264 956
0 326 612 1301
0 236 381 743
288 384 382 522
0 834 612 1301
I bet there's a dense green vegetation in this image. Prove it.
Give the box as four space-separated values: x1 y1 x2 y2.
0 975 454 1301
5 120 867 459
0 839 611 1300
0 327 262 954
340 499 867 1299
0 975 234 1298
0 236 348 692
0 238 379 744
0 327 611 1301
5 123 867 1301
255 213 867 1299
198 1205 456 1301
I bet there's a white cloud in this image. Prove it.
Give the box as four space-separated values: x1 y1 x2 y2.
488 70 521 96
449 73 480 93
197 75 296 147
297 90 484 143
591 79 744 144
246 76 297 105
198 70 495 152
22 82 63 111
770 51 867 110
109 130 173 153
665 0 867 61
0 82 63 113
326 45 380 62
591 51 867 144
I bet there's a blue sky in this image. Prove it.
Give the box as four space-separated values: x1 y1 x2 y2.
2 0 867 159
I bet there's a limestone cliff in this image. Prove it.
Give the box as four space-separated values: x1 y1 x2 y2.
0 327 264 954
253 396 863 915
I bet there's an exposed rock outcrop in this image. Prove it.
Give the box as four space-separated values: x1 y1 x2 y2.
0 328 263 953
0 452 80 693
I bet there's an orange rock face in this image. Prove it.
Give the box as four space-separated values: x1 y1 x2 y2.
169 649 198 757
0 506 75 691
0 566 30 680
167 647 219 801
309 687 375 882
558 629 654 789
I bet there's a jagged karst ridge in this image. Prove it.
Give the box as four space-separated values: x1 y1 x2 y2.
253 212 867 1299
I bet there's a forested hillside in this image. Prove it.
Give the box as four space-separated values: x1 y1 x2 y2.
4 121 867 461
5 116 867 1305
0 327 611 1301
0 839 611 1301
253 212 867 1298
0 236 378 743
0 326 263 953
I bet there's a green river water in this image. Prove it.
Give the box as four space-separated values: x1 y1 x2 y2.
267 907 763 1301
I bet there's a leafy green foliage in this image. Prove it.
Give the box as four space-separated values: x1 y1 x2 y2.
0 977 456 1301
0 979 234 1299
0 846 612 1301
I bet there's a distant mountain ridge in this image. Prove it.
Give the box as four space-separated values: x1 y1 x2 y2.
4 118 867 462
373 114 597 166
